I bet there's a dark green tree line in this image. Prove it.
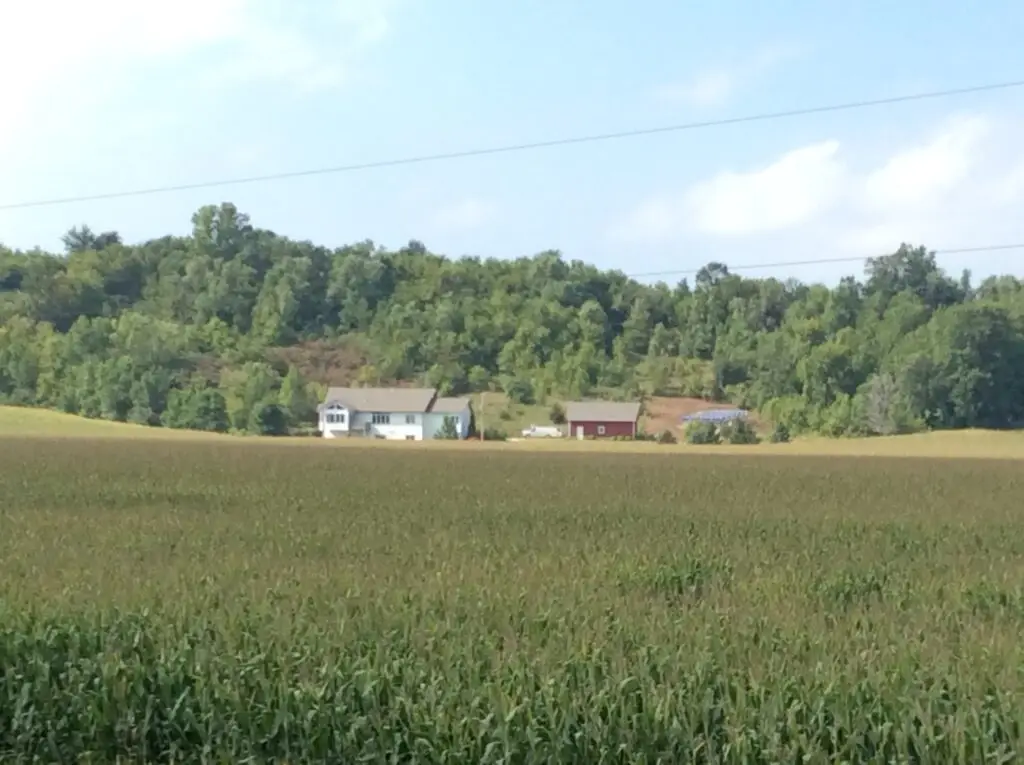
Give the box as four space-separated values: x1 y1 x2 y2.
3 202 1024 435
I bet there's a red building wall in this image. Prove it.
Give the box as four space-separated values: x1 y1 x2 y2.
567 420 636 438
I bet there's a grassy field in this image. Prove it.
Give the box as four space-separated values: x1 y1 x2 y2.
2 437 1023 761
8 404 1024 461
0 405 230 439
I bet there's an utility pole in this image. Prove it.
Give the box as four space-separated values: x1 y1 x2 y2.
480 391 486 441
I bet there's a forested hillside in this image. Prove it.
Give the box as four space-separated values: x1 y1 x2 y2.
3 202 1024 437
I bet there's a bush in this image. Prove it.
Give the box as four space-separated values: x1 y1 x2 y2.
656 429 678 444
719 418 759 445
769 423 791 443
549 402 566 425
482 426 507 441
251 402 289 436
684 420 720 445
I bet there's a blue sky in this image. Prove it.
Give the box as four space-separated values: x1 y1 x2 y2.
2 0 1023 285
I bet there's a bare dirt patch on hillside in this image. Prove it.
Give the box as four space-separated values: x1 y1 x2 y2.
267 340 369 385
642 397 762 435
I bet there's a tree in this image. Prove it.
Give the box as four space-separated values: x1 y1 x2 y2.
278 365 316 427
684 421 720 445
251 401 289 436
163 387 229 432
435 415 460 440
861 372 908 435
2 207 1023 443
61 225 122 254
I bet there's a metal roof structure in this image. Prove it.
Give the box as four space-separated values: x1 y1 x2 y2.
565 400 642 423
681 408 749 423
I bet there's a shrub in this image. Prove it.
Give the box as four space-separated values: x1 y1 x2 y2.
769 422 791 443
250 401 289 436
656 429 678 444
684 420 720 445
719 418 759 445
549 403 566 425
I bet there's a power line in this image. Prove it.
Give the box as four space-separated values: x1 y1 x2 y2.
624 243 1024 280
2 79 1023 212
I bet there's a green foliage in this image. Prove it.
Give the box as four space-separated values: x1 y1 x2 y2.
549 402 566 424
162 386 229 432
684 420 720 445
719 417 760 444
655 428 678 444
2 210 1024 438
250 401 289 436
2 440 1024 760
769 422 791 443
482 426 507 441
435 415 460 440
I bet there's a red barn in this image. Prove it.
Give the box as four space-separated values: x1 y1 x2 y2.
565 400 642 439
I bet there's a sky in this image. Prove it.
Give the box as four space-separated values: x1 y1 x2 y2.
1 0 1023 286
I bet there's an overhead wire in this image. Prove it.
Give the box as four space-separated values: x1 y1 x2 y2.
622 243 1024 280
1 79 1023 211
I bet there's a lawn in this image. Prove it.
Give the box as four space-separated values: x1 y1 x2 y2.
2 438 1023 761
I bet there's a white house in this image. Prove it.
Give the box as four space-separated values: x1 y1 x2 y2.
317 387 472 441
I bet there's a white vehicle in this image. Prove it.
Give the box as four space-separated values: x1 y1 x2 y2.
520 424 563 438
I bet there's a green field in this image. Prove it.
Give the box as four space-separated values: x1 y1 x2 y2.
2 437 1023 762
8 404 1024 462
0 405 231 440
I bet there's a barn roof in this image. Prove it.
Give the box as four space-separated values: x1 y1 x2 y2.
564 400 641 423
324 387 436 413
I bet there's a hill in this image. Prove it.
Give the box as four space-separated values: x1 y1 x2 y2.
3 204 1024 441
0 406 228 440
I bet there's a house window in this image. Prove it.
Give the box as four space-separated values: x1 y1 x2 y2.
325 406 345 425
597 425 606 435
406 435 416 440
372 413 390 425
405 414 416 425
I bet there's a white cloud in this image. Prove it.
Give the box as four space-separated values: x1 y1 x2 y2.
686 141 845 235
859 115 990 211
653 44 802 108
0 0 399 245
429 198 496 232
0 0 395 156
613 113 1024 261
615 141 845 240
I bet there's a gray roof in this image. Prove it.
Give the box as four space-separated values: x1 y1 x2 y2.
324 387 436 413
431 396 471 414
565 400 641 423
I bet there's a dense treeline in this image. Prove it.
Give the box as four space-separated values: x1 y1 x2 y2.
3 202 1024 436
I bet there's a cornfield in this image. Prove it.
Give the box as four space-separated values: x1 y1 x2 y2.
1 438 1022 762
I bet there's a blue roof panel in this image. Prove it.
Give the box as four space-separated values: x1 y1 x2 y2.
681 408 749 423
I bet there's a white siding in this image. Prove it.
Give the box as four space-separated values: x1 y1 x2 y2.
423 407 471 439
320 404 351 439
349 411 425 440
319 400 470 441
